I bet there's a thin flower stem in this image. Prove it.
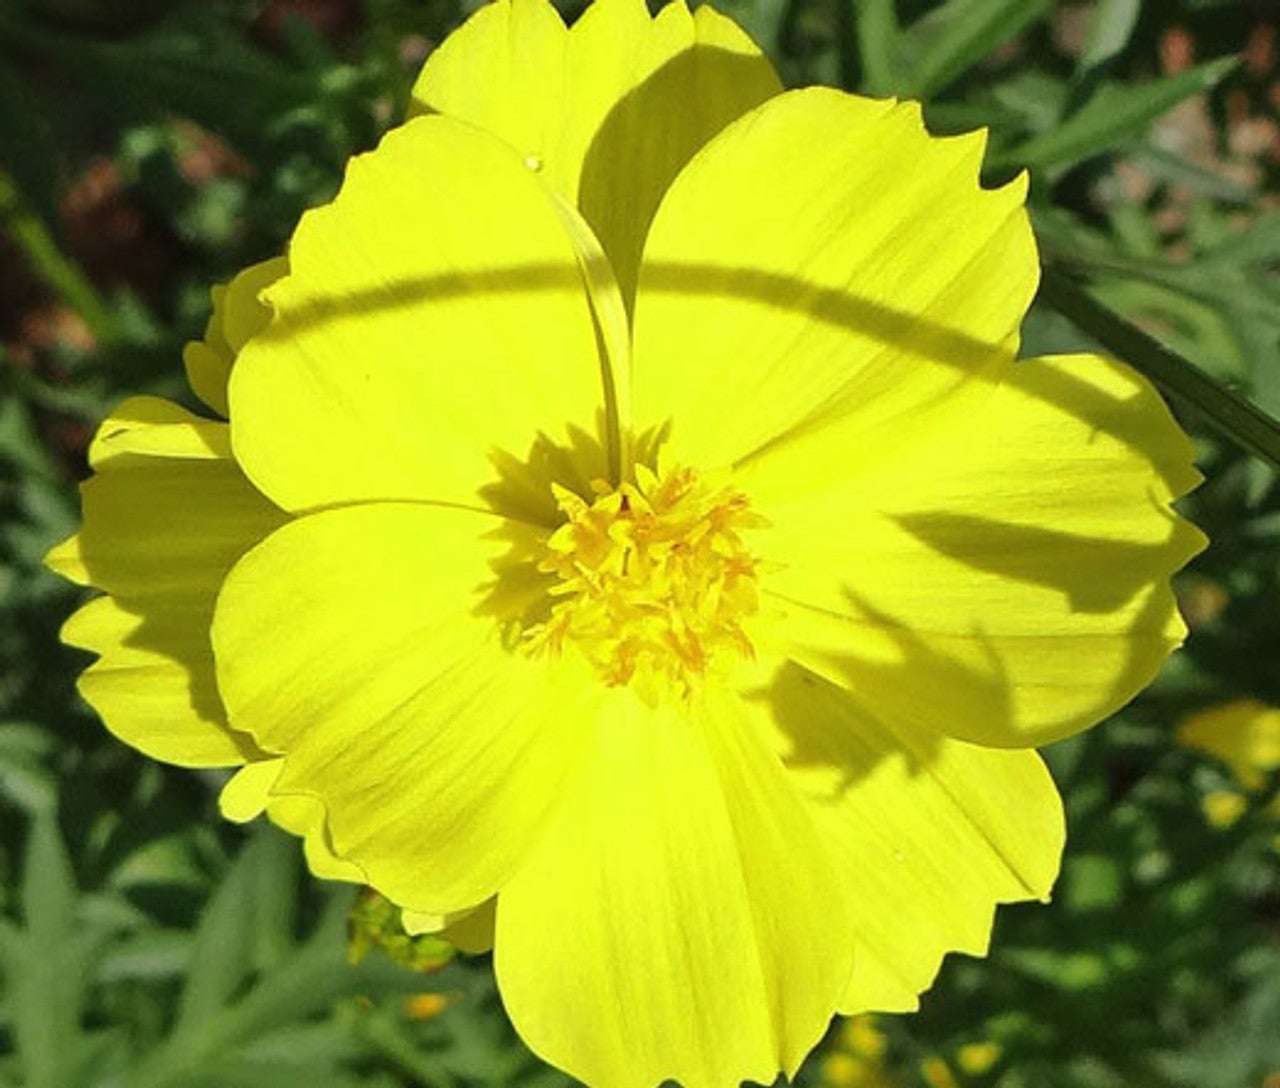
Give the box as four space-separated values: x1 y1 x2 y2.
1038 265 1280 472
0 167 116 345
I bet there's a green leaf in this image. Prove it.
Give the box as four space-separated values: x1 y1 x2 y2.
0 169 117 345
0 721 56 813
211 941 424 1051
1033 209 1280 328
8 814 85 1088
170 1060 380 1088
6 14 312 155
95 930 193 985
852 0 900 95
993 56 1238 171
702 0 788 54
1078 0 1142 75
1201 209 1280 267
1132 143 1255 204
902 0 1053 99
355 1011 458 1088
248 826 300 974
168 836 258 1042
0 58 59 228
20 813 78 987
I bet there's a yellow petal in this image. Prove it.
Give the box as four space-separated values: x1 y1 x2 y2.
52 397 285 767
88 394 230 467
219 758 284 822
183 257 287 418
495 685 850 1088
230 115 621 516
411 0 568 175
212 502 597 915
404 899 497 955
219 759 366 882
744 353 1204 748
62 597 252 766
633 88 1036 471
756 662 1063 1014
222 256 289 352
45 532 88 585
412 0 781 306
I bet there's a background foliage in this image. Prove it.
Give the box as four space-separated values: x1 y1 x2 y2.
2 0 1279 1086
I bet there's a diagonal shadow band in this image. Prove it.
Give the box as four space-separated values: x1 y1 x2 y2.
251 257 1166 467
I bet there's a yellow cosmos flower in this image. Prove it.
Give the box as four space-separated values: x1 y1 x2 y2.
955 1041 1002 1077
919 1056 961 1088
47 0 1205 1085
1178 698 1280 819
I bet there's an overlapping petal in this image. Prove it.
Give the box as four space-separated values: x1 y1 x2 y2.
48 397 285 766
220 758 365 882
182 256 288 418
404 900 498 955
229 115 625 516
222 760 502 946
752 662 1063 1013
739 353 1204 747
212 502 598 915
632 87 1037 472
495 685 850 1088
412 0 780 305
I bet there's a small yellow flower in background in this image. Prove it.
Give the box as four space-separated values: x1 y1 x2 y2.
820 1016 898 1088
840 1016 890 1061
955 1041 1002 1077
1179 698 1280 799
47 0 1205 1084
920 1056 961 1088
820 1051 900 1088
348 889 455 971
1201 789 1249 829
403 992 454 1021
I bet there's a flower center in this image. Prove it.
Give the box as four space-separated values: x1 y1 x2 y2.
531 465 765 702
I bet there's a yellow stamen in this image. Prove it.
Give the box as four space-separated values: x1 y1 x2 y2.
532 466 765 701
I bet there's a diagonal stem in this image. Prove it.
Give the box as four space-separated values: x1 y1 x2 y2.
0 167 115 345
1038 264 1280 472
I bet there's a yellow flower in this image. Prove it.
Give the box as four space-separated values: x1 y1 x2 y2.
955 1041 1002 1076
403 992 454 1020
348 889 455 971
1201 789 1248 829
48 0 1204 1085
840 1015 889 1060
821 1052 900 1088
1179 699 1280 791
920 1056 961 1088
1179 699 1280 821
820 1017 898 1088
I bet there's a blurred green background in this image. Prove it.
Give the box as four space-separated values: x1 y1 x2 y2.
2 0 1279 1086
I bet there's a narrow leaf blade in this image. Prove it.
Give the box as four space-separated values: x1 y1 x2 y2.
996 56 1238 171
854 0 901 95
904 0 1053 99
1079 0 1142 75
170 837 259 1042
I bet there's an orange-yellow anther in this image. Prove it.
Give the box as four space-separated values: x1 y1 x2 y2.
533 465 765 701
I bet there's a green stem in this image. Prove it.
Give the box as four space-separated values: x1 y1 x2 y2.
0 167 115 345
852 0 900 95
1038 265 1280 472
357 1012 458 1088
835 0 858 92
1038 237 1280 325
